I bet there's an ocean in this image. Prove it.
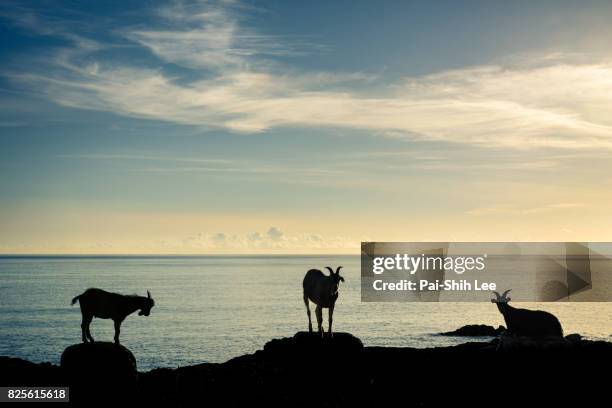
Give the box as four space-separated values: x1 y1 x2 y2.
0 255 610 371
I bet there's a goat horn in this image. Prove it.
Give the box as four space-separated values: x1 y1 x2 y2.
147 290 151 299
502 289 512 298
492 291 501 299
335 266 343 274
325 267 334 275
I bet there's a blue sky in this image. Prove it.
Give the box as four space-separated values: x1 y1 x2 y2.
2 0 612 253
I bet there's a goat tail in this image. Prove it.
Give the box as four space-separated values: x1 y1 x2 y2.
71 295 81 306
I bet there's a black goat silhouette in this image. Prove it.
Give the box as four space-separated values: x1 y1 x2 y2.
303 266 344 337
491 290 563 337
71 288 155 344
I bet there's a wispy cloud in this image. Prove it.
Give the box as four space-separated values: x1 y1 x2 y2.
61 152 351 176
0 4 101 51
128 2 317 71
5 1 612 150
60 153 232 164
59 151 368 191
466 203 587 216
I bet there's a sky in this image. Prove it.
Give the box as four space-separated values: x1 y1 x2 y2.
1 0 612 253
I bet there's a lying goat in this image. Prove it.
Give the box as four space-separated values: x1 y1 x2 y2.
491 290 563 337
71 288 155 345
303 266 344 337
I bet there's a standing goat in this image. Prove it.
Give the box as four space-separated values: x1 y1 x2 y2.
491 290 563 337
303 266 344 337
71 288 155 345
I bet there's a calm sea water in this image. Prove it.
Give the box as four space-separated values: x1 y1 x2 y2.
0 255 610 371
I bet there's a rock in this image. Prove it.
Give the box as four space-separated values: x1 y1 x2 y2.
138 367 178 405
496 332 571 351
293 331 364 351
61 342 138 403
565 333 582 344
440 324 506 337
0 357 63 386
4 331 612 407
263 331 363 363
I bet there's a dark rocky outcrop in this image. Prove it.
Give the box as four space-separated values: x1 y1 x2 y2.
494 332 571 350
0 357 64 386
440 324 506 337
1 332 611 407
265 331 364 356
61 342 137 403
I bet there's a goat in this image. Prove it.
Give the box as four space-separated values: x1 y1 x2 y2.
303 266 344 337
491 290 563 337
71 288 155 345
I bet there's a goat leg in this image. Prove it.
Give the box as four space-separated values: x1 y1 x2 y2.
304 295 313 333
113 320 122 345
315 306 324 337
81 314 93 343
86 323 94 343
328 305 334 338
81 322 87 343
